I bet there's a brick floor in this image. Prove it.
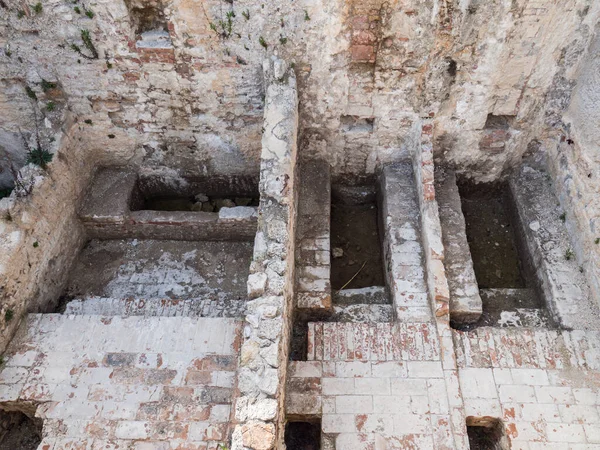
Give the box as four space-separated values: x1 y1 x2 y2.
0 315 242 449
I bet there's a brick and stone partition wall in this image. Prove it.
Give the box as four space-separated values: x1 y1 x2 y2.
79 168 258 241
0 121 95 352
295 158 332 314
435 168 482 325
454 327 600 448
232 57 298 450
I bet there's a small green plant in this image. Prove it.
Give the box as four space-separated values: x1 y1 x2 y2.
259 36 268 49
84 119 92 125
106 61 113 69
0 356 4 366
217 444 229 450
33 2 42 14
595 238 600 245
242 9 250 20
5 49 11 58
5 309 14 323
85 9 94 18
33 241 39 248
26 147 53 169
279 36 287 45
46 101 56 111
25 85 37 100
559 212 566 222
565 248 574 261
71 29 98 59
74 6 81 13
40 79 57 92
107 134 115 139
17 10 25 18
304 10 310 21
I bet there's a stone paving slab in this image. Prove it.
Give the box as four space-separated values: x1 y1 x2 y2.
288 322 467 449
0 315 242 448
454 327 600 448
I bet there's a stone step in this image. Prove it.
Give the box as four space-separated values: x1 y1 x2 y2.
480 288 542 310
63 296 247 318
331 304 393 322
333 286 390 305
307 322 440 361
475 288 555 328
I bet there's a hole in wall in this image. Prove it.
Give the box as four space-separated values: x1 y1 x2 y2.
446 58 457 78
131 175 260 212
124 0 168 35
330 183 385 290
466 417 510 450
340 116 375 133
285 421 321 450
0 409 42 450
484 114 515 130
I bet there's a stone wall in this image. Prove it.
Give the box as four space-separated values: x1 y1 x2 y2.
3 0 597 185
232 57 298 450
0 121 93 353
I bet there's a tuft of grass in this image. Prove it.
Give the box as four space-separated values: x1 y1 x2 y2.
33 241 39 248
0 356 4 366
25 85 37 100
304 10 310 21
559 212 566 222
26 147 53 169
46 101 56 111
279 36 287 45
40 79 57 92
106 61 113 69
84 119 92 125
17 10 25 18
74 6 81 13
5 309 14 322
595 238 600 245
259 36 267 49
565 249 574 261
85 9 94 18
242 10 249 20
5 49 11 57
33 2 42 14
107 134 115 139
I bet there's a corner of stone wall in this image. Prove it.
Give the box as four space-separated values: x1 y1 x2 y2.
0 121 95 353
232 57 298 450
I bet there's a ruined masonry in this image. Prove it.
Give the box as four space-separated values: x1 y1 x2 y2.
1 1 600 449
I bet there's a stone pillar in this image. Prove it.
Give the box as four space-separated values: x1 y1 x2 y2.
232 57 298 450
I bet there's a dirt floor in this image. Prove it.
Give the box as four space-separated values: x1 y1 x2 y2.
330 203 385 290
62 239 253 302
0 412 41 450
459 183 526 289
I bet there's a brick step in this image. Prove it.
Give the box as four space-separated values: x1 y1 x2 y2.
307 322 440 362
63 296 247 318
331 304 393 322
333 286 390 305
454 327 600 370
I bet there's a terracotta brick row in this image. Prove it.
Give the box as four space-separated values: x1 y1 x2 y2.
307 322 440 362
